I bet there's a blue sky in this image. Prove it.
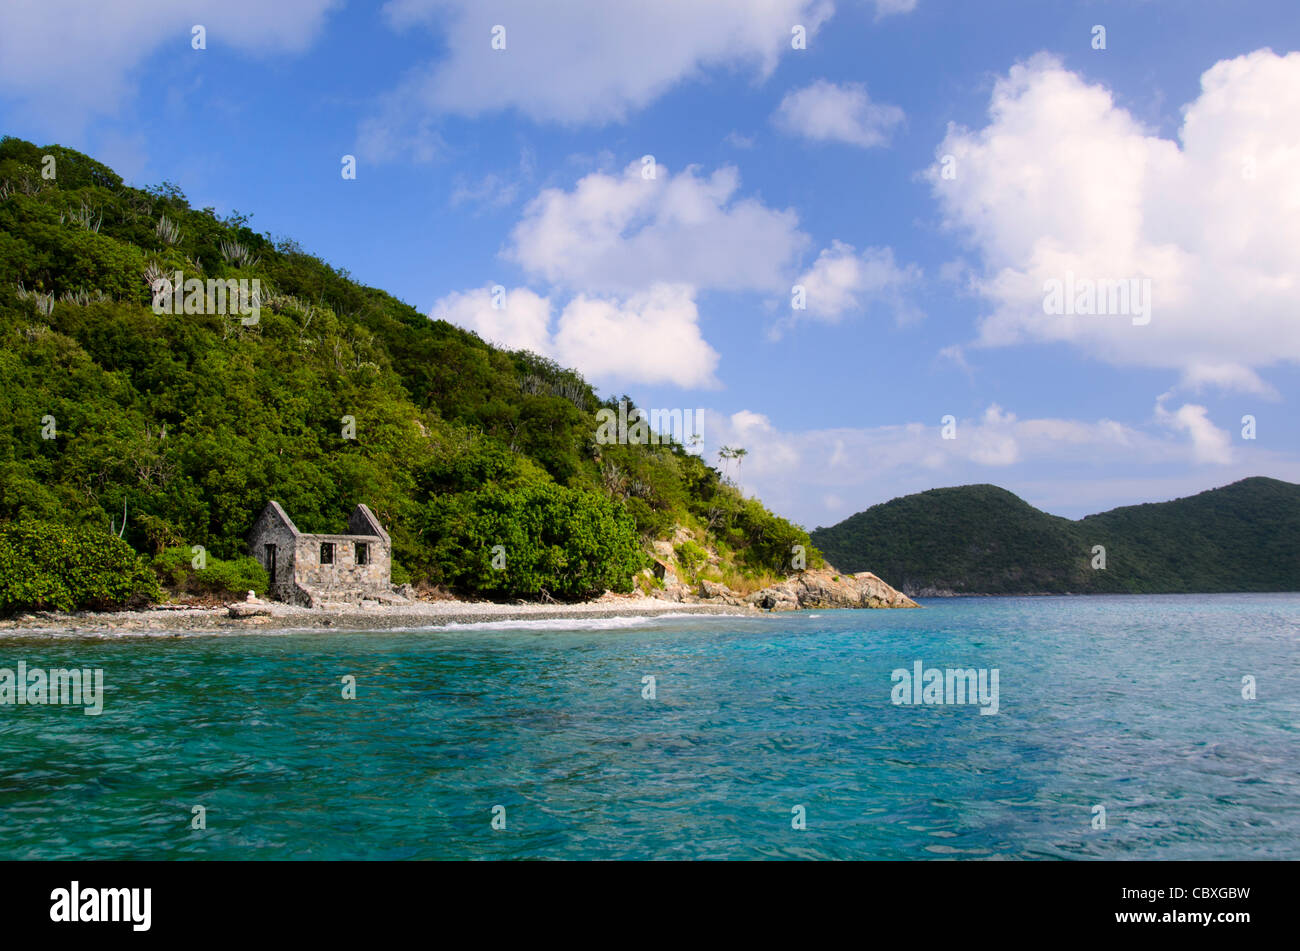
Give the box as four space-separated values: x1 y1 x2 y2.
2 0 1297 528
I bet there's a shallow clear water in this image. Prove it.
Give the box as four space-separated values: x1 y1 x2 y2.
1 594 1297 859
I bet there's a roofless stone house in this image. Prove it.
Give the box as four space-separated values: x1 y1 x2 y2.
248 501 396 606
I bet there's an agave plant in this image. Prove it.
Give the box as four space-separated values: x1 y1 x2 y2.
32 292 54 318
110 497 128 539
142 261 170 303
61 201 103 232
155 215 183 246
59 287 110 307
218 238 260 269
14 282 55 318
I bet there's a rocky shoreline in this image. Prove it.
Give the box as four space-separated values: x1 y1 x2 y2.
0 567 917 636
0 597 746 636
655 566 919 611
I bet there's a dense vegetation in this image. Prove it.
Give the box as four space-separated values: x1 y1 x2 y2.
0 520 159 613
422 482 644 600
0 137 820 611
810 477 1300 595
150 546 269 600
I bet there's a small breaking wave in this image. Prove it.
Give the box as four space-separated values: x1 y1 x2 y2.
404 612 744 633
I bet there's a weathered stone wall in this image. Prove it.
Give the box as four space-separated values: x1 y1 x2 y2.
247 504 300 602
292 533 391 604
348 504 389 543
248 501 394 606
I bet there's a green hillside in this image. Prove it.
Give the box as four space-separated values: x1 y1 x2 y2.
810 477 1300 595
0 137 820 610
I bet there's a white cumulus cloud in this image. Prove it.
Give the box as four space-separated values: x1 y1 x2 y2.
1154 396 1234 465
926 49 1300 395
773 80 905 148
373 0 834 126
786 240 921 329
553 286 721 389
507 160 808 294
431 286 554 357
430 284 719 389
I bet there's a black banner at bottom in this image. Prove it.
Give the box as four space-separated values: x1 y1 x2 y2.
0 859 1281 939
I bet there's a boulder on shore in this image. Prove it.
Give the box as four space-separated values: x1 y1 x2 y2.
699 579 736 600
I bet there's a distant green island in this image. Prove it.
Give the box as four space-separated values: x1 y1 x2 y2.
0 138 821 614
811 477 1300 596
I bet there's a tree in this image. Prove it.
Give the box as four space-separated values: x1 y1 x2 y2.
732 447 748 482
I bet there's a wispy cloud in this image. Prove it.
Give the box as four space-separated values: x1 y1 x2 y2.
0 0 341 134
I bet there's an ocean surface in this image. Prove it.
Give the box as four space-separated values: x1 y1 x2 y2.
1 594 1298 860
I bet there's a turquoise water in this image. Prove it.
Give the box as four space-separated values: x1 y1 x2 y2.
1 594 1297 860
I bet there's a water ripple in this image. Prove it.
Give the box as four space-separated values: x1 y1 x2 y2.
0 593 1297 859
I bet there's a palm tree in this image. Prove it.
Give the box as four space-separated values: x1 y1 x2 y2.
717 446 736 480
732 447 748 481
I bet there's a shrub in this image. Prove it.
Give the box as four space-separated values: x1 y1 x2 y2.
0 520 161 614
624 497 674 540
673 539 709 581
422 482 646 600
391 560 412 586
150 546 268 598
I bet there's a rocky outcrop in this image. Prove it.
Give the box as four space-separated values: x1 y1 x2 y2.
697 580 751 608
644 566 918 611
699 579 735 600
745 568 919 611
655 580 696 603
